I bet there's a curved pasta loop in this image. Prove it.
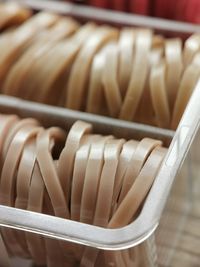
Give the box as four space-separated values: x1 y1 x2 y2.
2 118 39 161
104 143 165 267
183 33 200 67
86 42 114 115
21 22 95 104
66 26 119 110
2 39 53 97
80 135 113 225
108 146 166 229
165 38 183 110
26 42 79 104
71 134 101 221
26 142 46 266
58 121 92 207
118 138 162 205
36 127 67 218
118 28 135 97
119 29 153 121
0 12 59 87
103 43 122 117
80 139 125 267
112 140 138 211
0 124 41 206
15 138 37 257
28 134 65 267
150 60 171 129
70 134 102 261
0 124 41 258
135 47 163 126
94 139 125 226
79 135 114 265
36 128 75 267
172 52 200 129
2 17 79 96
0 115 19 159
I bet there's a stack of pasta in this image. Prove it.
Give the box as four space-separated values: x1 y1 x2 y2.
0 2 199 131
0 113 166 267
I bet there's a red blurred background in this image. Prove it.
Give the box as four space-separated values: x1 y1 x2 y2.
65 0 200 24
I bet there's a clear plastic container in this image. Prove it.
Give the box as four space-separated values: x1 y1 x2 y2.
0 1 200 266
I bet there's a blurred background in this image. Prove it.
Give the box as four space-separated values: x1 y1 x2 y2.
62 0 200 24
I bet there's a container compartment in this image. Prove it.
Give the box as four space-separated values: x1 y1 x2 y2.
0 96 171 267
0 88 199 266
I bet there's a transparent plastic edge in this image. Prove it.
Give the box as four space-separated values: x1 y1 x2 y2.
0 95 174 140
